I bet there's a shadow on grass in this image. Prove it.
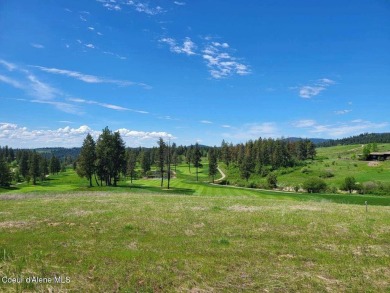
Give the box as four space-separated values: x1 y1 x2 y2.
127 183 195 195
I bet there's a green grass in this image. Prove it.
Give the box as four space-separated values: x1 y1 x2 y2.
1 192 389 292
221 143 390 191
0 154 389 291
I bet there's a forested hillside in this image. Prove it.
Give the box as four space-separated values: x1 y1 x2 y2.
318 133 390 147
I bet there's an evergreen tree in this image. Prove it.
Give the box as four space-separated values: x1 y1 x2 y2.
140 149 151 175
192 143 202 181
112 132 126 186
221 140 231 167
126 150 137 184
157 137 166 187
29 151 40 185
208 147 218 183
186 146 193 173
39 157 49 182
77 133 96 187
0 158 12 187
19 151 29 179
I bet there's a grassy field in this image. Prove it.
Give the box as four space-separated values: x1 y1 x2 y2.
1 191 390 292
1 153 390 291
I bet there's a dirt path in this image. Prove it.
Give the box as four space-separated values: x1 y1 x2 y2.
215 167 226 183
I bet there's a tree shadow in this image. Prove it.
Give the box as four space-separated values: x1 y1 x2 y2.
128 184 195 195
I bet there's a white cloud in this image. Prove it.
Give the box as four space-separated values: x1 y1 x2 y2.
334 109 352 115
97 0 164 15
31 43 44 49
293 119 388 138
80 15 87 21
299 86 325 98
160 37 196 56
202 41 250 79
0 123 175 148
85 43 95 49
88 26 95 31
68 98 149 114
30 100 81 114
223 122 279 141
174 1 186 5
0 75 24 89
0 60 61 101
292 119 317 128
298 78 335 98
221 125 231 128
200 120 213 124
33 66 147 88
27 74 59 100
0 59 17 71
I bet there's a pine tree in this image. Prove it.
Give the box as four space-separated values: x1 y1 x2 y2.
112 132 126 186
186 146 193 173
39 157 49 182
157 138 166 187
19 151 29 179
208 147 218 183
77 133 96 187
0 158 12 187
193 143 202 181
140 149 151 175
29 152 40 185
126 150 137 184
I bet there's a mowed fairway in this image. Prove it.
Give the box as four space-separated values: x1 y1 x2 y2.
1 162 390 292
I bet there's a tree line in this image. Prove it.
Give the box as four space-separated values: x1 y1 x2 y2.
0 147 63 187
218 138 316 181
317 132 390 147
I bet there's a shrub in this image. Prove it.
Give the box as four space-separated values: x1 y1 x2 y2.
267 172 278 189
319 169 334 178
301 167 310 174
302 177 327 193
340 176 356 194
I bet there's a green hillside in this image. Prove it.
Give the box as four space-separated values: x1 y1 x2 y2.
220 143 390 194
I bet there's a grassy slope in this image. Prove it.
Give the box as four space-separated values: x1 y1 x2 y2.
222 143 390 189
1 192 390 292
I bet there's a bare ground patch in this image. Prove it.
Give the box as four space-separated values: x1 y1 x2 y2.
0 221 31 229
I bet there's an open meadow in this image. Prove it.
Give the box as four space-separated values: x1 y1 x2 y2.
1 160 390 292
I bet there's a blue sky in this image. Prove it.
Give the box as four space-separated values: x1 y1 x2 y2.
1 0 389 148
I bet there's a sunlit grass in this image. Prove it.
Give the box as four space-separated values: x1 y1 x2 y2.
0 192 389 292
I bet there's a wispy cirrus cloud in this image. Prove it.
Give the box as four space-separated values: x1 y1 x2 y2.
0 123 174 148
0 59 60 100
30 99 81 114
0 60 17 71
297 78 335 98
33 66 149 88
292 119 388 137
174 1 186 5
223 122 279 140
159 37 197 56
291 119 317 128
31 43 45 49
68 98 149 114
200 120 213 124
334 109 352 115
0 75 24 89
